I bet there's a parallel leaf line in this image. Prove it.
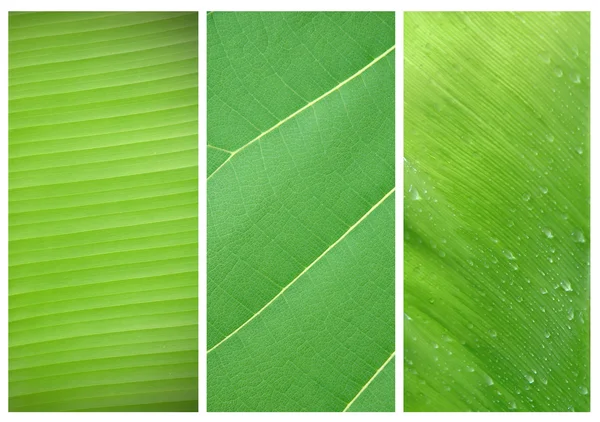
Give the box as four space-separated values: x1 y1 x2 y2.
10 217 197 244
10 372 198 399
10 280 197 313
9 386 198 409
10 40 198 70
11 347 198 372
10 201 196 229
10 317 197 348
207 187 395 353
343 351 395 411
9 58 197 89
10 81 198 113
10 22 198 55
11 296 197 324
10 337 198 362
9 165 198 191
9 13 193 42
10 230 197 258
207 44 395 180
10 187 197 212
8 12 132 31
11 358 198 383
11 104 196 131
10 118 198 146
10 233 197 266
10 148 197 175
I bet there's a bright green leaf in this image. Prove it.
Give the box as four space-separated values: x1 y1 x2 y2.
9 12 198 412
207 12 395 412
404 12 590 412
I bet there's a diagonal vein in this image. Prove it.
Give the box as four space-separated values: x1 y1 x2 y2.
343 351 395 411
207 44 396 180
207 187 395 353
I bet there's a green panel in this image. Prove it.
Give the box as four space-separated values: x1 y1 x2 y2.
9 12 198 412
207 12 395 411
404 12 590 412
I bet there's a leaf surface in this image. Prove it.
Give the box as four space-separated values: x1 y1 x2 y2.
9 12 198 412
404 12 590 412
207 12 395 412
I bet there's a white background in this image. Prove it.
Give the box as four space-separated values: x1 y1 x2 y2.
1 1 597 419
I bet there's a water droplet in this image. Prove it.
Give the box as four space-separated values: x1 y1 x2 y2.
560 280 573 292
578 386 589 395
409 185 422 201
538 51 551 64
525 374 535 384
488 329 497 338
503 250 516 260
569 72 581 84
438 250 446 258
542 228 554 239
485 375 495 386
553 67 563 77
508 401 517 410
572 230 585 243
544 330 551 338
466 366 475 372
522 193 531 202
433 342 439 349
545 133 554 143
576 146 584 154
540 287 548 295
572 45 579 58
567 307 575 320
540 186 548 194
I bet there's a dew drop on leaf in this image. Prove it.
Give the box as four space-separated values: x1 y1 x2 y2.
569 72 581 83
560 280 573 292
571 230 585 243
542 228 554 238
538 51 551 63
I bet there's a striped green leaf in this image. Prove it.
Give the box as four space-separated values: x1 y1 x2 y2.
9 12 198 412
404 12 590 412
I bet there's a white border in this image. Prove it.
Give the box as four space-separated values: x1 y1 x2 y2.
1 1 597 420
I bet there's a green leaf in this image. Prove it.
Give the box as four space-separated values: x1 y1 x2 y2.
9 12 198 412
207 12 395 412
404 12 589 412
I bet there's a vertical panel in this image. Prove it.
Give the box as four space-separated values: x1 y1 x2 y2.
207 12 395 411
9 12 198 412
404 12 590 412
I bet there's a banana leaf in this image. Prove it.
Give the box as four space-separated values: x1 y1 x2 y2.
404 12 590 412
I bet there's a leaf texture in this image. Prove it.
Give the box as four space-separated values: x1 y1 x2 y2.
9 12 198 412
207 12 395 412
404 12 590 411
